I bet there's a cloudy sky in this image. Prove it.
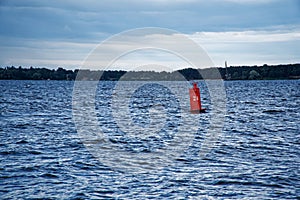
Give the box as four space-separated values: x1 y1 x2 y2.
0 0 299 70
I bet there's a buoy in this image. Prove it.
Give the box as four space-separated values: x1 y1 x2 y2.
189 83 206 113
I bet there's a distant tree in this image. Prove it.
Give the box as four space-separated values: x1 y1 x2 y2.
231 71 240 80
1 64 300 80
249 70 261 80
32 72 42 80
241 70 249 80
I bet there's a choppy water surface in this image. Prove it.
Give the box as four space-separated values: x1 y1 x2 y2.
0 80 299 199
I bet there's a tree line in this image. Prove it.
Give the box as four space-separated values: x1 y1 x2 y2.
0 64 299 81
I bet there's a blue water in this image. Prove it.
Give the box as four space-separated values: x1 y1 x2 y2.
0 80 299 199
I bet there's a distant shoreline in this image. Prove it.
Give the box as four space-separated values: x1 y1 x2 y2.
1 63 299 81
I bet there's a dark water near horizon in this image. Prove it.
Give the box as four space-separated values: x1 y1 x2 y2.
0 80 299 199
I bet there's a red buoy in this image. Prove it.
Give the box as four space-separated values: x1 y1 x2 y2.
189 83 206 113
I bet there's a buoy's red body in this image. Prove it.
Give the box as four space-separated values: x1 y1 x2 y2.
189 83 206 113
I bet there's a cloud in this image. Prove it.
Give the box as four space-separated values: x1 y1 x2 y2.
190 27 300 66
0 0 299 69
193 28 300 43
1 26 299 70
0 37 95 68
1 0 299 39
221 0 279 4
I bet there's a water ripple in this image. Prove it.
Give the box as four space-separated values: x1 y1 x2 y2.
0 80 299 199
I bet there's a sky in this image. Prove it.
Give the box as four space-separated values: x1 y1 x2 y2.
0 0 299 71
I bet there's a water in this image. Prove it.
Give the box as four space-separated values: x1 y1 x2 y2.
0 80 299 199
